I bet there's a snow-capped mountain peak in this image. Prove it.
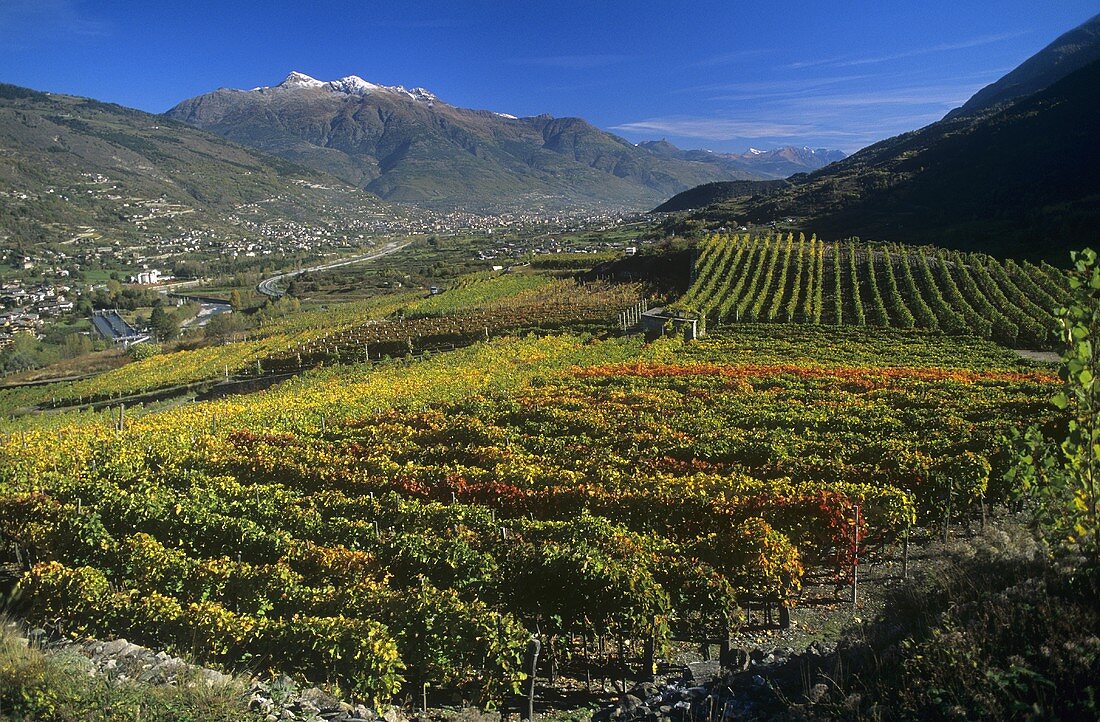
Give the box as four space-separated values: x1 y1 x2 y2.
261 72 438 103
280 71 324 89
399 86 437 102
747 147 766 155
325 75 384 95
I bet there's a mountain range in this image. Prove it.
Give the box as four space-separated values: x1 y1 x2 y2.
0 70 847 250
636 141 845 179
658 13 1100 260
164 73 843 212
0 83 420 250
6 12 1095 257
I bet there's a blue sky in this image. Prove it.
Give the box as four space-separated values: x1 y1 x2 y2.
0 1 1096 153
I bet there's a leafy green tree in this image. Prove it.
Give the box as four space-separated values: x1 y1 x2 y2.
129 342 163 361
204 312 251 342
59 333 93 359
149 305 179 342
1 331 41 372
256 296 300 324
1008 248 1100 563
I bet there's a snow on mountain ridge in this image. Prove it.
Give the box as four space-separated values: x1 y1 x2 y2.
326 75 384 95
256 71 439 103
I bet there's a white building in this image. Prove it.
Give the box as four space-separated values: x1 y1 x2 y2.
132 269 162 285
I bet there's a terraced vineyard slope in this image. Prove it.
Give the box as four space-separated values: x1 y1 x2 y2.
0 273 641 414
675 234 1068 347
0 326 1060 704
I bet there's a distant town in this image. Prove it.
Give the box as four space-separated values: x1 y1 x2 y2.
0 196 649 352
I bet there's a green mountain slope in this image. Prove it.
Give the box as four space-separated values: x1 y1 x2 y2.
0 83 408 249
653 179 792 213
946 12 1099 119
165 72 786 212
665 55 1100 260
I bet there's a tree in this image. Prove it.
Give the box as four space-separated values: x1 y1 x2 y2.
149 304 179 342
204 312 251 342
128 342 162 360
1 331 41 372
229 289 243 311
256 296 300 324
1008 248 1100 564
59 333 93 359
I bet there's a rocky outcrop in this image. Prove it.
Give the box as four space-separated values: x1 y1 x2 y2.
592 642 848 722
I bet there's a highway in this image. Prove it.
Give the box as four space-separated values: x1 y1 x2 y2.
256 240 412 298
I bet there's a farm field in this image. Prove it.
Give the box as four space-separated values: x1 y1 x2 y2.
676 233 1070 347
0 321 1062 705
265 275 641 370
0 273 638 414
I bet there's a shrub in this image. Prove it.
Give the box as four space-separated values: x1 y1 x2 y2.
129 342 163 360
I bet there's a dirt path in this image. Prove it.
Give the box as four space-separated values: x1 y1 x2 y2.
1014 349 1060 363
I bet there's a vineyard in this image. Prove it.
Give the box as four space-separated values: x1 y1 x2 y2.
0 274 639 413
263 277 640 371
676 233 1069 347
0 326 1061 705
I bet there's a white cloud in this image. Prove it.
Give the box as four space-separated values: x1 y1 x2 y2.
625 60 1013 152
679 74 876 95
0 0 109 48
688 48 772 68
611 117 814 140
782 32 1028 70
610 70 1001 152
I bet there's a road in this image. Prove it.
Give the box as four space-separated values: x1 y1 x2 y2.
256 240 412 298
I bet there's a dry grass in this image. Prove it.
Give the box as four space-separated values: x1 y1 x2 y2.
0 349 128 386
0 619 262 722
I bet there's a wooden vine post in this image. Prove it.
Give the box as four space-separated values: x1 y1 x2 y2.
902 523 910 580
851 504 860 609
642 616 657 681
524 636 541 721
981 485 987 531
944 479 953 544
583 632 592 692
618 631 627 694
